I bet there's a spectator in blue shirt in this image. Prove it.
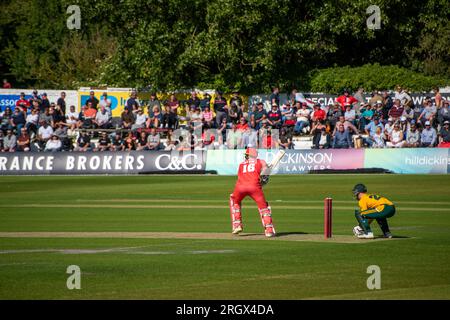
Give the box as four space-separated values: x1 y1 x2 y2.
332 124 352 149
420 121 437 147
126 91 140 111
365 117 384 137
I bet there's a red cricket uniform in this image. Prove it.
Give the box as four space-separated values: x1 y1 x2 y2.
229 156 275 236
232 158 268 208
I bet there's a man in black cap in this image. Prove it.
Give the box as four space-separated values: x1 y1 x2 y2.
213 91 228 127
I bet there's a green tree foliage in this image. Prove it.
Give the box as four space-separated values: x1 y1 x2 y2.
0 0 448 93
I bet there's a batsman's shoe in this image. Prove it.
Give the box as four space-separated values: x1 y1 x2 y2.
384 232 393 239
357 232 374 239
232 226 243 235
265 227 276 238
353 226 364 237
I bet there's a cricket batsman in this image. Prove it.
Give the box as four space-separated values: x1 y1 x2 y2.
229 147 276 237
352 183 396 239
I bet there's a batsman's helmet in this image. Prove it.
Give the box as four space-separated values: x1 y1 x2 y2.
245 147 258 159
352 183 367 197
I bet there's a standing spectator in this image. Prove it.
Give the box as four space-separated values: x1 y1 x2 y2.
41 93 51 110
99 92 112 110
167 93 179 114
388 99 404 122
269 87 280 106
57 92 67 114
394 86 412 107
200 93 211 111
213 91 228 127
28 90 42 109
228 102 242 125
147 93 161 115
369 91 383 107
294 103 311 135
3 79 12 88
121 107 135 129
126 91 140 112
386 123 406 148
17 128 30 152
229 91 243 111
86 91 100 110
332 124 352 149
2 129 17 152
45 134 62 152
353 88 365 105
146 128 161 150
437 101 450 127
15 92 31 111
433 87 442 109
311 103 326 122
438 121 450 148
336 89 358 111
382 91 393 110
187 91 201 110
405 121 421 147
420 121 437 147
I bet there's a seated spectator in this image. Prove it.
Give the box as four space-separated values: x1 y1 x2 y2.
39 107 54 128
132 109 148 131
147 128 161 150
311 103 326 122
35 121 53 151
333 116 359 135
17 128 30 152
226 123 241 149
45 134 62 152
0 130 4 150
420 121 437 147
167 93 180 114
83 102 97 126
109 134 123 151
11 107 26 134
65 105 79 131
267 104 282 129
364 117 384 147
25 108 39 136
418 100 436 126
149 106 163 128
136 131 148 151
399 116 409 134
123 132 137 151
198 106 211 126
313 127 331 149
147 92 161 115
99 92 112 112
86 91 100 110
371 127 386 148
405 122 421 148
74 131 93 152
294 103 311 135
278 127 293 149
384 118 395 137
402 103 415 122
162 103 177 129
332 124 352 149
344 105 356 125
199 93 211 111
388 99 404 122
386 123 406 148
373 101 384 120
253 102 267 129
281 101 296 126
94 106 112 129
2 129 17 152
217 117 228 144
121 108 135 129
1 107 12 132
94 132 111 151
438 120 450 148
16 92 31 111
369 91 383 107
359 104 374 129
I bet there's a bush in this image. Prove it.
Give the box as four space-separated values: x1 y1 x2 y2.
308 64 450 94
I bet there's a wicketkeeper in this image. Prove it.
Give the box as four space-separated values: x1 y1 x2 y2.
229 148 275 237
352 183 396 239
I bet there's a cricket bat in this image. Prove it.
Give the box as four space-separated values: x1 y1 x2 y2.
262 150 286 175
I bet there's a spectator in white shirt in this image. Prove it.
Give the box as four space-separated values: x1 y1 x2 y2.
36 121 53 150
132 109 148 130
45 135 62 152
94 106 112 129
25 108 39 135
65 105 79 130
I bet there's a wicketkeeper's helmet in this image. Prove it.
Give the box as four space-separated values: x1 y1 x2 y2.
352 183 367 197
245 147 258 159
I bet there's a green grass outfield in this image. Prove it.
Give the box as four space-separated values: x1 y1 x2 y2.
0 174 449 299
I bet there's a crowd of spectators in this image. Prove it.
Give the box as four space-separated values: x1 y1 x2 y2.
0 86 449 152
